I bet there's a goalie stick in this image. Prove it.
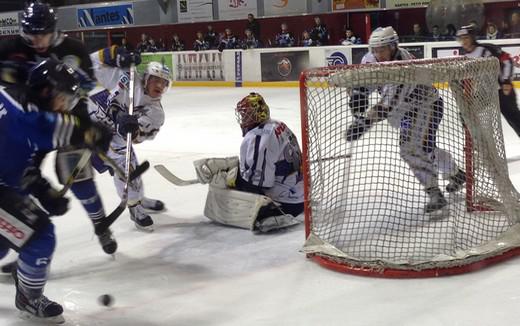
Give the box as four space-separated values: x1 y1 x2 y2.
154 164 200 186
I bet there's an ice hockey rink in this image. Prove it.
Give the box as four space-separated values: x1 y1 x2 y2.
1 86 520 326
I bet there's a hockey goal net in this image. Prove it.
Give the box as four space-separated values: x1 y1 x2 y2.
300 57 520 277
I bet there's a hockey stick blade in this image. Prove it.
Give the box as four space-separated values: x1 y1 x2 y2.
154 164 200 186
94 203 126 236
130 161 150 181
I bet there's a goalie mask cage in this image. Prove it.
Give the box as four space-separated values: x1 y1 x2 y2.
299 57 520 277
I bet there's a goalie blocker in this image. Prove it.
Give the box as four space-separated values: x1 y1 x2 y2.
194 157 301 233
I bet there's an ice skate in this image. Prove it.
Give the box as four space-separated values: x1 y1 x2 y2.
446 169 466 193
425 187 448 213
129 204 154 232
97 228 118 254
14 270 64 324
141 197 165 212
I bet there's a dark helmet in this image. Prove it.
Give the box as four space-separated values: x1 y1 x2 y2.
21 1 57 35
27 59 80 110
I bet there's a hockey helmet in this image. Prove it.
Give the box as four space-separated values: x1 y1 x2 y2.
235 92 270 130
456 25 477 38
21 1 57 35
369 26 399 50
144 61 171 93
27 58 80 111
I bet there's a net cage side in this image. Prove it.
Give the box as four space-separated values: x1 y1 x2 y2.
299 57 520 277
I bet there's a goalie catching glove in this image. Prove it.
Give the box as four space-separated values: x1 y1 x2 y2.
193 156 239 187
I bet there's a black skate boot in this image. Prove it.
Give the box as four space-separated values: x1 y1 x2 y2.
446 169 466 193
141 197 165 212
13 269 64 324
97 228 118 255
425 187 448 213
129 203 154 232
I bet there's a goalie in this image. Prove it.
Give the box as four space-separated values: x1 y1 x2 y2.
345 27 466 213
194 93 304 232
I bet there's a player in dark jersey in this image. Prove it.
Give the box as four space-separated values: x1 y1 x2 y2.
0 58 111 323
0 1 119 255
457 25 520 138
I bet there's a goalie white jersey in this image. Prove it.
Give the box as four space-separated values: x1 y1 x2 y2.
240 119 304 204
88 52 165 145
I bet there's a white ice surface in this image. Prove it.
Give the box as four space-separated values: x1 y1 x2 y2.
1 87 520 326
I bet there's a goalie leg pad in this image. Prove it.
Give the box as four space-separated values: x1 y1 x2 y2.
204 185 271 230
56 149 94 184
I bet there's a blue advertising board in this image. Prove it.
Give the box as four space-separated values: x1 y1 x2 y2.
78 4 134 28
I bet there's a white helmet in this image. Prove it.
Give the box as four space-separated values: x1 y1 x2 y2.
144 61 171 90
369 26 399 50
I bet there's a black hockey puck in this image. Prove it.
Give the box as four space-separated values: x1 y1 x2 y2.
98 294 114 307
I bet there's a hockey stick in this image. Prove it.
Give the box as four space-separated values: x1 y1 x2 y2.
94 64 138 235
507 155 520 163
57 150 92 196
154 164 200 186
97 152 150 183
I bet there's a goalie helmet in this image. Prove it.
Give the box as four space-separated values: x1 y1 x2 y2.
144 61 171 90
235 92 270 131
369 26 399 50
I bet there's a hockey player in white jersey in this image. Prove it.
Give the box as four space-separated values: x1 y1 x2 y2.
193 93 303 232
345 26 466 213
89 46 170 231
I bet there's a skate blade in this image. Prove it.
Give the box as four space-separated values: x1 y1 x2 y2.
19 311 65 324
134 223 154 233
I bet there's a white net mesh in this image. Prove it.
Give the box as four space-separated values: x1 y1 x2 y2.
301 57 520 274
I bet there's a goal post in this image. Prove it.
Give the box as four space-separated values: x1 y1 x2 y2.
299 57 520 277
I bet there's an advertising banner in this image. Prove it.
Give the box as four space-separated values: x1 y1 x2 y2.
260 51 309 81
332 0 380 11
175 51 224 81
218 0 258 20
177 0 213 23
386 0 430 9
0 12 19 36
310 0 329 13
77 3 133 28
325 48 349 66
264 0 307 17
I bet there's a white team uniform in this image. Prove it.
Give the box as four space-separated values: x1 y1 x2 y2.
239 119 304 204
462 45 513 84
88 52 165 205
360 48 458 189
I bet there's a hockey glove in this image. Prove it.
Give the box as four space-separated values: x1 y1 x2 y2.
21 166 69 216
345 117 372 142
348 87 369 118
116 48 142 68
84 122 112 153
117 113 139 139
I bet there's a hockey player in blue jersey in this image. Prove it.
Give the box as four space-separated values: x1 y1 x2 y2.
0 1 142 255
0 58 111 323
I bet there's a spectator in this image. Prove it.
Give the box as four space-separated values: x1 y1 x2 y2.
171 34 185 51
193 31 210 51
218 28 240 51
430 25 442 42
274 23 295 48
120 37 133 51
205 25 218 49
486 22 503 40
301 30 316 47
340 28 361 45
443 24 457 41
408 23 426 42
241 29 261 49
157 38 166 51
136 33 149 53
246 13 260 39
147 38 159 52
506 12 520 37
310 16 329 45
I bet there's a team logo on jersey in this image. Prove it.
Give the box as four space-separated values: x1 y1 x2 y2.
326 51 348 66
277 57 292 77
